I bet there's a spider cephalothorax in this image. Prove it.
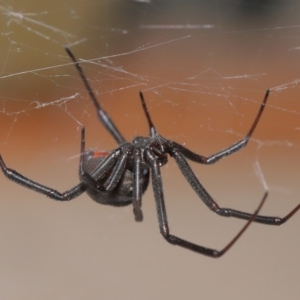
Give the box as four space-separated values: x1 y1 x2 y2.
1 48 299 257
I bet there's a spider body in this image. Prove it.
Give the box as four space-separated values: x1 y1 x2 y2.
81 131 169 221
1 47 299 257
81 148 150 207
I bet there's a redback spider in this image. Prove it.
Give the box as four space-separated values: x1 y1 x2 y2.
0 48 299 257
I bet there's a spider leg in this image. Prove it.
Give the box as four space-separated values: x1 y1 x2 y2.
171 149 300 225
78 126 101 189
79 126 85 174
0 158 85 201
171 89 270 165
97 144 146 222
0 127 87 201
102 144 133 191
132 148 144 222
65 47 126 145
145 149 267 257
80 143 134 193
80 148 122 190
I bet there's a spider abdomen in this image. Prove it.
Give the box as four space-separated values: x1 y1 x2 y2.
81 150 150 206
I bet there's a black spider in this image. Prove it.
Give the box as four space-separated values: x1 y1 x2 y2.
1 48 299 258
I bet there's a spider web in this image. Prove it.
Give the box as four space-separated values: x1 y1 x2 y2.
0 1 299 300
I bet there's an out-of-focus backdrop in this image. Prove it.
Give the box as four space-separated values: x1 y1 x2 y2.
0 1 299 299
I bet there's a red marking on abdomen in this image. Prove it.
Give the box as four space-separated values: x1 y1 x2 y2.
92 151 110 158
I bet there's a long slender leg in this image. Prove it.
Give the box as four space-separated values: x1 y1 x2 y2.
65 47 126 145
171 149 300 225
102 144 133 191
146 149 267 257
78 126 102 190
80 148 122 190
139 92 157 138
0 127 87 201
79 126 85 175
170 90 270 165
0 156 85 200
0 130 88 202
132 148 143 222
